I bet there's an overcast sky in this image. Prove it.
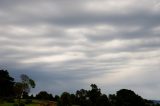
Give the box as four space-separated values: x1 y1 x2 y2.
0 0 160 99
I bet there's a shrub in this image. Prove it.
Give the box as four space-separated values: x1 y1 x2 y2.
25 99 32 104
13 102 25 106
19 102 25 106
13 103 18 106
0 98 4 104
6 97 15 103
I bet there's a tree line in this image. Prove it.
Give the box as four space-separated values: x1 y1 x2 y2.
0 69 160 106
0 69 35 106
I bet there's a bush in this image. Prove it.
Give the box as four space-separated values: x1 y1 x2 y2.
13 102 25 106
19 102 25 106
0 98 4 104
25 99 32 104
6 97 15 103
13 103 18 106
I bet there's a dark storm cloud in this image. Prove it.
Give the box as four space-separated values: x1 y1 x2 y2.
0 0 160 99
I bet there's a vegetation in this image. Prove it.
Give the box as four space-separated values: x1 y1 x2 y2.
14 74 36 106
0 70 14 97
35 91 54 100
0 69 160 106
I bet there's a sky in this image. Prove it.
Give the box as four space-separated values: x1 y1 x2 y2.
0 0 160 100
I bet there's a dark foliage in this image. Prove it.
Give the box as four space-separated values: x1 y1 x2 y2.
22 92 29 99
60 92 72 106
97 94 111 106
25 99 32 104
0 70 14 97
6 97 15 103
54 95 60 101
115 89 149 106
57 85 156 106
19 102 25 106
13 103 19 106
0 70 159 106
36 91 54 100
13 102 25 106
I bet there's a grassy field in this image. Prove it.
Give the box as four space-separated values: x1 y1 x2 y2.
0 103 37 106
0 103 38 106
0 102 79 106
0 99 59 106
0 99 42 106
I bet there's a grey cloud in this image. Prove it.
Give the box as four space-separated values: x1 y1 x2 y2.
1 0 160 27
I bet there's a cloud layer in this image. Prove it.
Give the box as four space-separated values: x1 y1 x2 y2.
0 0 160 99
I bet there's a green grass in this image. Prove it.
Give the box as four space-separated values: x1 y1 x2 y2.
0 103 13 106
0 99 58 106
26 104 38 106
0 102 38 106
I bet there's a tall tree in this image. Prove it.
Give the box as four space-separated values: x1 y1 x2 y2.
88 84 101 106
14 74 35 105
0 70 14 97
60 92 71 106
116 89 147 106
20 74 35 93
97 94 110 106
109 94 116 106
76 89 89 106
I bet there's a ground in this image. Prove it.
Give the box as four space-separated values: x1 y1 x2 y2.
0 100 57 106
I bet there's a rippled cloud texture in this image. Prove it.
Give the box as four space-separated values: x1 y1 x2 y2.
0 0 160 99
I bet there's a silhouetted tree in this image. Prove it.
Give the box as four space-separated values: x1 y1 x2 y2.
22 91 29 99
36 91 53 100
59 92 71 106
76 89 90 106
14 82 25 105
14 74 35 105
54 95 60 102
155 104 160 106
70 94 76 105
88 84 101 106
1 70 158 106
115 89 147 106
97 94 110 106
0 70 14 97
29 94 34 99
109 94 116 106
20 74 35 93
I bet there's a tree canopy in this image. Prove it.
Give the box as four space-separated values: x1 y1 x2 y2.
35 91 54 100
14 74 35 99
0 70 14 97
